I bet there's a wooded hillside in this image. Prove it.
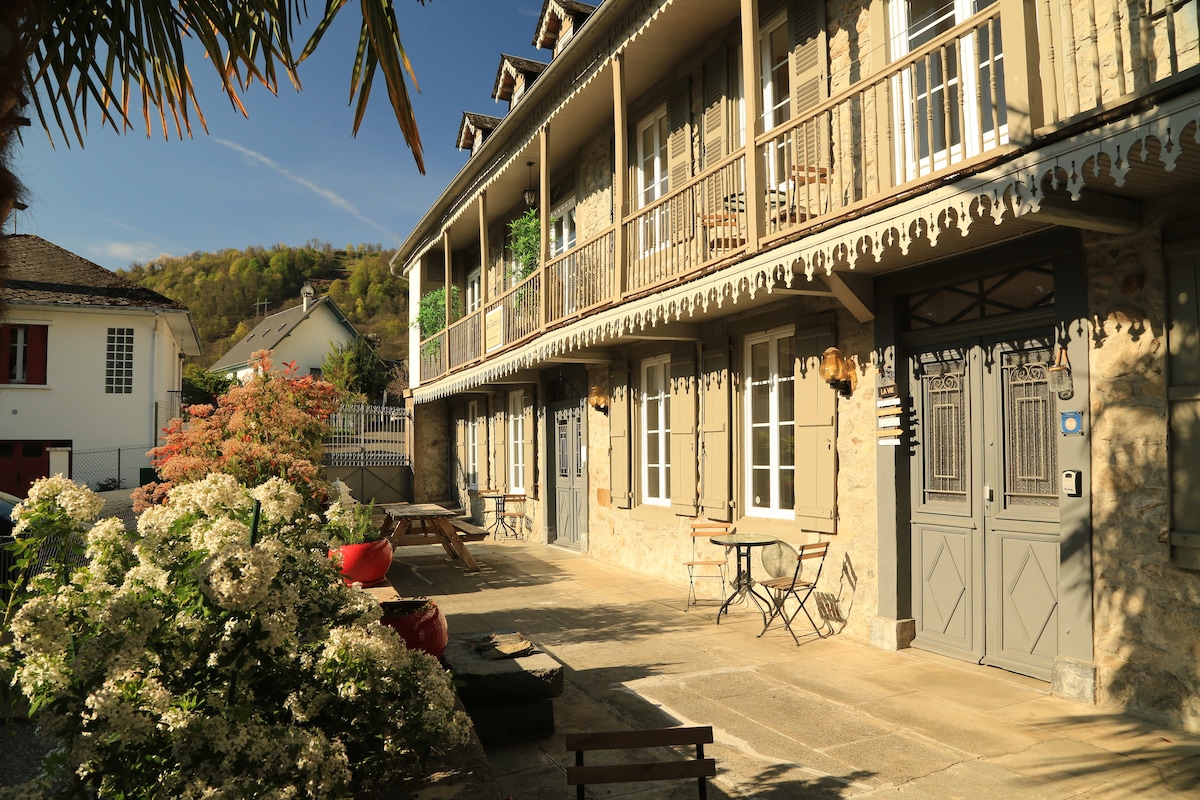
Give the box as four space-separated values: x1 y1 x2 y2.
119 241 408 367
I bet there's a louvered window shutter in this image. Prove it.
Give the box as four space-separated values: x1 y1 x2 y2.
700 340 732 521
609 360 633 509
702 49 729 170
788 0 827 174
666 89 692 243
455 412 468 495
494 394 508 491
794 327 837 533
523 389 537 499
26 325 47 385
670 345 698 516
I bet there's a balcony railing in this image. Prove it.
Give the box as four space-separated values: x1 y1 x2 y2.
417 0 1199 385
546 229 615 324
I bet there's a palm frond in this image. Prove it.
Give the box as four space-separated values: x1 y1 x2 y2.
20 0 425 169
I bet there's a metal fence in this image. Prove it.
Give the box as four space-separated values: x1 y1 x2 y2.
72 445 155 491
323 403 410 467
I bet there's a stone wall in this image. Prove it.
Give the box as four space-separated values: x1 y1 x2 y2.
413 399 449 503
1085 193 1200 733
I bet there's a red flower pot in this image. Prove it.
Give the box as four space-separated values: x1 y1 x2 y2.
380 599 449 658
331 539 393 586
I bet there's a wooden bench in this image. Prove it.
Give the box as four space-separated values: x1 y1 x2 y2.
450 519 489 542
565 726 716 799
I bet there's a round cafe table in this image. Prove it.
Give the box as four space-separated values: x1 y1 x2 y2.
709 532 779 625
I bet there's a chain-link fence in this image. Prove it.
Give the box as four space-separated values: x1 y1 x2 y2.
72 445 155 491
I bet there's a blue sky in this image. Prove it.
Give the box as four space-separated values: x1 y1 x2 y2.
11 0 546 272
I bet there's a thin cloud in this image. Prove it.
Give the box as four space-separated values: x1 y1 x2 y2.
213 138 393 238
91 241 170 265
98 217 189 254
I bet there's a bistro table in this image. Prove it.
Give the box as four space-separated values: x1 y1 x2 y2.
709 531 779 625
478 490 507 537
378 503 481 572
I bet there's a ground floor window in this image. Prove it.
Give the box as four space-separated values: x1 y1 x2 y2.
508 390 526 492
640 354 671 506
466 399 479 489
744 327 795 518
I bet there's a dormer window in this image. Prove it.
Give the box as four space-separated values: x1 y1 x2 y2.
492 55 548 109
533 1 596 55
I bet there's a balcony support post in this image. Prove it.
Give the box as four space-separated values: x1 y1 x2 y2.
539 126 550 334
443 229 452 328
478 191 489 357
612 52 628 303
740 0 762 251
998 0 1044 143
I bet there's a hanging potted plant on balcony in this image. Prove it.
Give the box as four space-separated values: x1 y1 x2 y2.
326 497 392 586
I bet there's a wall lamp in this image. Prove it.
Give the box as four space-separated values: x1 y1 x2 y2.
587 384 609 414
819 346 855 398
1048 346 1073 400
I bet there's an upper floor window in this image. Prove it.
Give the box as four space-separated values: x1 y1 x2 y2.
550 197 577 257
466 265 482 313
1 324 48 386
761 16 791 132
637 108 669 210
640 354 671 506
744 327 795 518
105 327 134 394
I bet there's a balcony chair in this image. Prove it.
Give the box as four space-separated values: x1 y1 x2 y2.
684 519 732 610
758 540 831 644
565 725 716 800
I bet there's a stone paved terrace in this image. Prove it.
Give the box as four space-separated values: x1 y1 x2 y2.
387 539 1200 800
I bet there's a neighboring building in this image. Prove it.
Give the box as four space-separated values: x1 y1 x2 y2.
0 234 201 494
211 285 360 381
394 0 1200 732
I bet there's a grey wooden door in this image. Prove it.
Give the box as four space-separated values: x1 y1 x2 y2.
910 337 1061 680
551 400 587 548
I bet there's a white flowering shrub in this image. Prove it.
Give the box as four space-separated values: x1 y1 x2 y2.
0 474 469 799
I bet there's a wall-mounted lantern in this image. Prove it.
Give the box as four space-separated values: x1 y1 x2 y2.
1048 346 1073 400
587 384 609 414
819 346 854 398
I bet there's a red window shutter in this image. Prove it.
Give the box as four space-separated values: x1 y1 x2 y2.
26 325 48 385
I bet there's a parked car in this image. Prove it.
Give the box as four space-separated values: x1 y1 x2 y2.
0 490 20 538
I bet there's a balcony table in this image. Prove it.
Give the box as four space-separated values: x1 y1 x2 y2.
709 532 779 625
378 503 481 572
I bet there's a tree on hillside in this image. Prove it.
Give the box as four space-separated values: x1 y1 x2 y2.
0 0 428 270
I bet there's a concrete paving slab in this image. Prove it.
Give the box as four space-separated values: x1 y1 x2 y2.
384 542 1200 800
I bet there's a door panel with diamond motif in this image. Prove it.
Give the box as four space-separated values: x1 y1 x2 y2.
911 337 1060 680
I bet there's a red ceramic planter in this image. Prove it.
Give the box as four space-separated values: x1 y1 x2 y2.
380 599 449 658
331 538 393 585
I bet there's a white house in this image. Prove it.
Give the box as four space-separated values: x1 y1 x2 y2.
0 234 201 495
211 285 360 382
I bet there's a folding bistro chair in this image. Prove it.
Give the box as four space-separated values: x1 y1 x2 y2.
683 520 731 610
565 726 716 800
498 493 526 539
758 541 831 643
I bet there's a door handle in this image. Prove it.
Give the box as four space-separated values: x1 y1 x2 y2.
983 483 994 502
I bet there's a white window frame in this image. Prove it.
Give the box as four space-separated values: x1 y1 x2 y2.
636 107 670 255
8 325 28 384
507 390 526 492
888 0 1006 178
743 326 796 519
105 327 134 394
760 15 791 133
550 196 577 258
466 265 482 313
466 399 479 489
640 354 672 507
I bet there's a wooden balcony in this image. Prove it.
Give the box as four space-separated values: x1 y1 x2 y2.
416 0 1199 385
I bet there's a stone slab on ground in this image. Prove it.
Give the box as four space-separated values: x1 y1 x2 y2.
443 631 564 703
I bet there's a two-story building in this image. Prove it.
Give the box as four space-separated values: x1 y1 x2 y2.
394 0 1200 732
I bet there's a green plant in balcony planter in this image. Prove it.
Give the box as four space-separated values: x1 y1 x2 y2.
414 286 462 358
507 208 540 286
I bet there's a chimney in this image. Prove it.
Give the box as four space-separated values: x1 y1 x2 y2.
301 282 315 311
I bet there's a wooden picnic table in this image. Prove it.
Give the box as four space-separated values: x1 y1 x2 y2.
378 503 482 572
